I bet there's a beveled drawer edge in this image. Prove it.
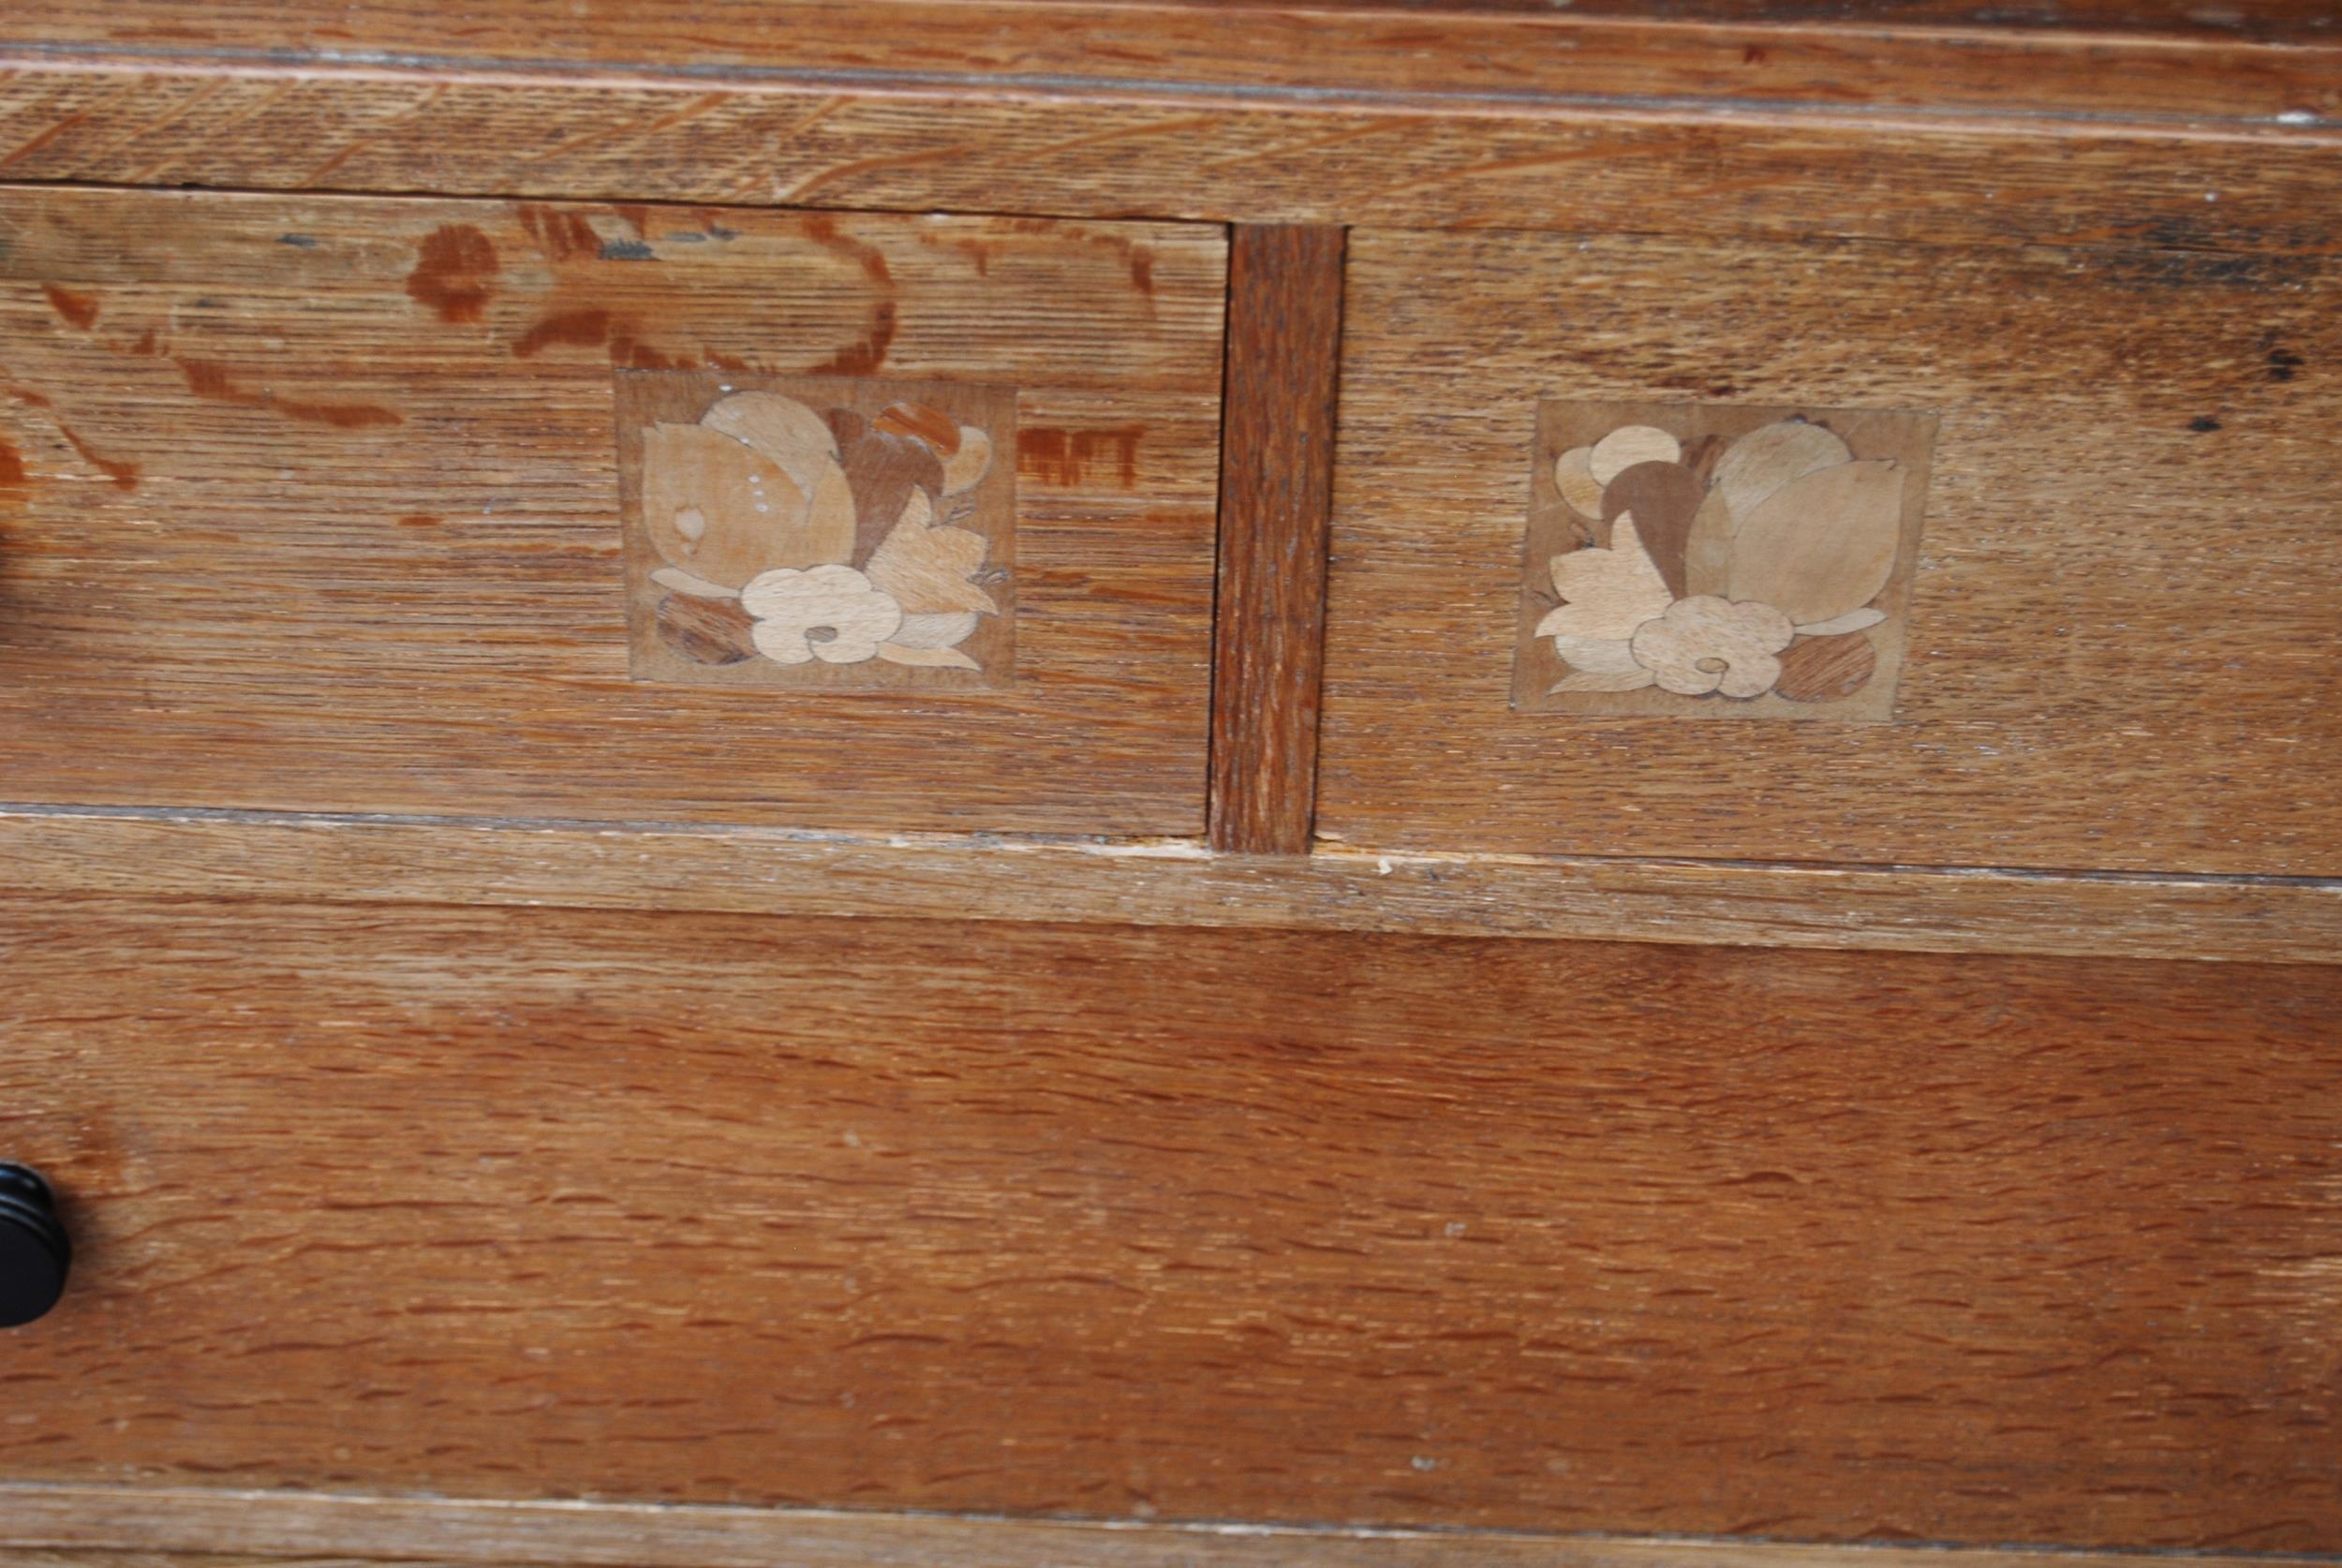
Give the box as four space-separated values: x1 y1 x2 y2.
5 806 2335 966
5 1483 2335 1568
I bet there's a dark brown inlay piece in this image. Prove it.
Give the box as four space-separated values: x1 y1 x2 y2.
1208 224 1346 855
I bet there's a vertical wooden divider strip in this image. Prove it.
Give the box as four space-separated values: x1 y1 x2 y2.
1208 224 1347 854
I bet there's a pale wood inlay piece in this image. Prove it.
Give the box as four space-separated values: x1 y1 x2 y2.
1554 446 1606 522
1727 458 1908 626
1710 416 1854 525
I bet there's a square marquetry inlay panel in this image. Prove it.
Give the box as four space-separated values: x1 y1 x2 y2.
618 372 1017 689
1510 400 1938 723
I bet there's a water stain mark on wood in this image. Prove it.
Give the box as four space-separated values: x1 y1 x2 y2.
800 215 899 375
56 422 139 490
515 202 603 263
511 307 619 360
617 370 1015 690
808 303 897 377
405 224 499 324
509 306 724 371
176 357 403 430
41 284 98 330
1513 400 1938 723
9 383 142 491
1017 426 1143 489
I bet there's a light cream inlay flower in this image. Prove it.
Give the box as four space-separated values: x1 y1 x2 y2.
1629 595 1795 699
741 564 904 665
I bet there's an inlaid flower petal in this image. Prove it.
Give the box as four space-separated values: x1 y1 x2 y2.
1794 606 1889 638
940 427 994 496
741 563 903 666
866 492 1000 616
1726 460 1905 627
888 611 982 649
1589 424 1681 486
1629 595 1795 699
1549 636 1641 675
701 391 839 496
1536 512 1675 644
1553 446 1605 521
1710 418 1851 525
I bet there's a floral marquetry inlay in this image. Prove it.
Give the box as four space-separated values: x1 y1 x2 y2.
1512 401 1938 721
617 372 1015 688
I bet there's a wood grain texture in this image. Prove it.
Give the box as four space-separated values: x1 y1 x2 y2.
1318 226 2342 875
2 897 2338 1546
0 185 1224 835
1 70 2337 259
3 808 2337 965
1001 0 2340 36
1209 226 1344 854
7 0 2341 129
8 1498 2342 1568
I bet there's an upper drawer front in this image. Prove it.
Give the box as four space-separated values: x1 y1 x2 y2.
0 188 1225 836
1315 228 2342 878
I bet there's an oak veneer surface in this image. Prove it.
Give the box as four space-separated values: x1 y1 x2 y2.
14 0 2342 127
7 1507 2342 1568
1030 0 2340 33
0 185 1224 834
1316 226 2342 876
3 896 2337 1549
1 75 2335 263
10 809 2342 966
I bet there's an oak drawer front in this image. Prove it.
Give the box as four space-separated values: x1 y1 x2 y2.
4 896 2338 1546
0 187 1224 836
1316 227 2341 877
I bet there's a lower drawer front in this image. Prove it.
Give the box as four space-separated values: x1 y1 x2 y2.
3 898 2336 1549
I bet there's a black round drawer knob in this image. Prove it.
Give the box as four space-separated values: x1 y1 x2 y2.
0 1163 71 1328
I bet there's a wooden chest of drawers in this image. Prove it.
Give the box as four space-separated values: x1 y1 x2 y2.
2 4 2337 1567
